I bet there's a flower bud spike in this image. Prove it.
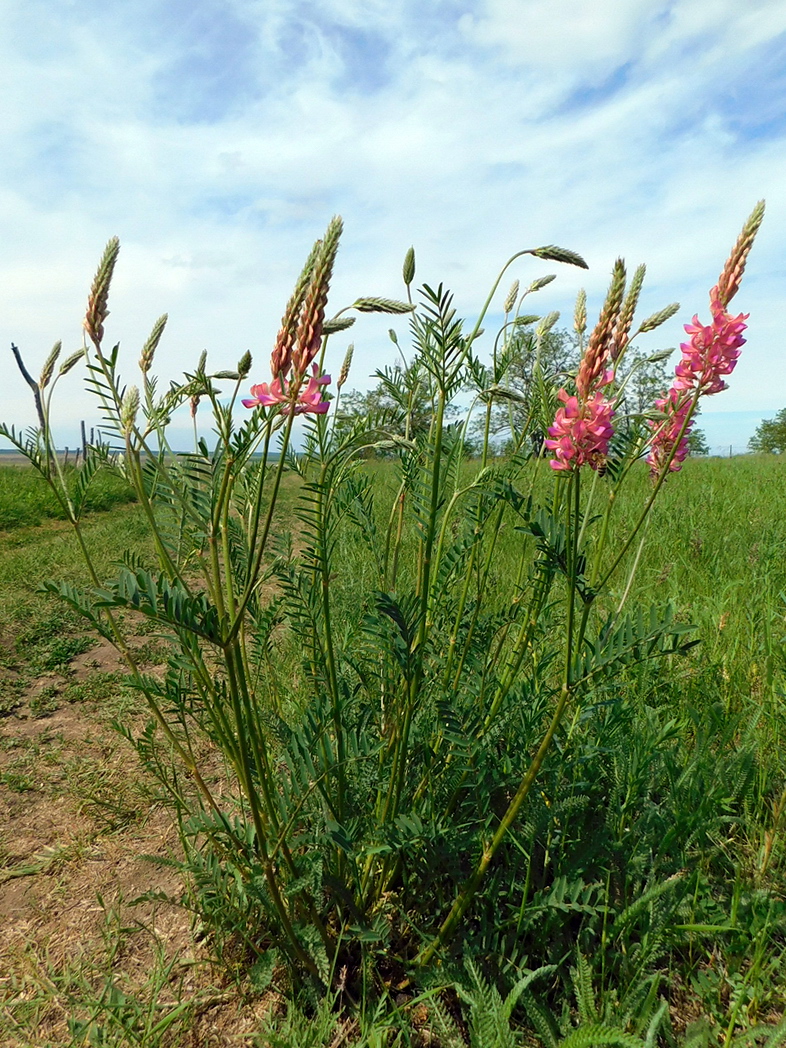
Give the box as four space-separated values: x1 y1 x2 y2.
121 385 140 434
58 348 86 377
271 239 321 377
528 274 557 293
39 341 62 389
574 289 587 337
85 237 120 348
577 259 626 398
351 297 415 314
337 343 354 390
613 263 645 360
503 280 519 314
715 199 765 307
293 215 343 375
139 314 167 374
638 302 680 333
403 246 415 286
237 351 252 379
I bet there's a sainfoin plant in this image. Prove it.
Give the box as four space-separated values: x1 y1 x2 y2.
2 204 765 996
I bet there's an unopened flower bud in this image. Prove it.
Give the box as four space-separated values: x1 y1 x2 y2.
503 280 519 314
237 351 252 379
337 344 354 390
39 341 62 389
121 386 140 434
402 246 415 286
139 314 167 374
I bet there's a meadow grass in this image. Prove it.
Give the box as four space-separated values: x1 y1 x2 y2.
0 464 135 530
1 454 784 1045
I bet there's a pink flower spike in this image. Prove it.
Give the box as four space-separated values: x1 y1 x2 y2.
646 388 693 478
544 388 614 472
673 299 748 396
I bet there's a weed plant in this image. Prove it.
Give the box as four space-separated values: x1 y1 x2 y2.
3 207 785 1044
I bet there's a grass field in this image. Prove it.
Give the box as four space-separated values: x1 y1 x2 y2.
1 454 785 1046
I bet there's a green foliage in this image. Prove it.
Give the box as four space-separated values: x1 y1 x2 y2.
749 408 786 453
0 461 135 530
2 217 782 1046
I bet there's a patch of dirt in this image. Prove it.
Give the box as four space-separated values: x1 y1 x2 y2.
0 639 271 1046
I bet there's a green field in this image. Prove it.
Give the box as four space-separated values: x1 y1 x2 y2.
1 455 785 1046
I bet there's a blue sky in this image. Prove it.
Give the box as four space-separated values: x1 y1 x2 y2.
1 0 785 449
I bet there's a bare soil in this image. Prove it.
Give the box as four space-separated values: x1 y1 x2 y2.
0 636 274 1046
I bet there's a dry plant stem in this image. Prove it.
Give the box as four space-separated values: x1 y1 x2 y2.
11 344 46 430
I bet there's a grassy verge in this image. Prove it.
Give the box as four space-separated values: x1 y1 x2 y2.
0 457 785 1045
0 465 136 531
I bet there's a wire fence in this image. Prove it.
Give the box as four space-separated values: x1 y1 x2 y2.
705 444 752 457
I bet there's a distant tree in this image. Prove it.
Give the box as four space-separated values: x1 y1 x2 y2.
337 360 461 454
687 427 709 456
475 326 673 453
749 409 786 453
617 346 671 416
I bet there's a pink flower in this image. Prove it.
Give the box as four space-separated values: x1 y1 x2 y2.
544 389 615 472
673 295 748 396
242 363 331 415
648 294 748 479
646 388 693 477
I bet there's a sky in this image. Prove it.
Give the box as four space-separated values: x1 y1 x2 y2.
1 0 785 453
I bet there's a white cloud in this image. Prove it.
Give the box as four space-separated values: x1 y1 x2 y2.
0 0 785 446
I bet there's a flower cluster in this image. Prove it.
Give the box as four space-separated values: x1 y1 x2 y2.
242 363 331 415
244 216 341 417
673 291 748 396
645 388 692 476
646 202 763 479
647 294 748 477
545 262 623 473
545 389 615 471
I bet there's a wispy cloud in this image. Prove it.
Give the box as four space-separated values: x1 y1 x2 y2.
1 0 784 445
